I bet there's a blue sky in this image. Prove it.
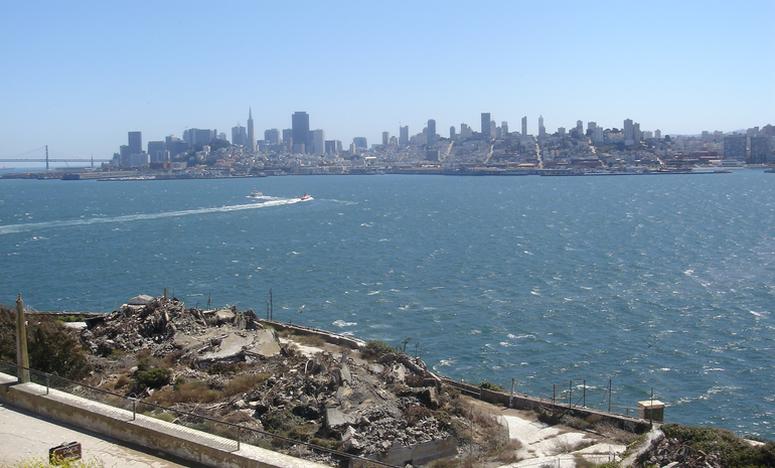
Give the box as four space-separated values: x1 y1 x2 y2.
1 0 773 158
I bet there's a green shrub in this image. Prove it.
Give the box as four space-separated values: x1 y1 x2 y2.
661 424 775 467
134 367 170 390
0 307 90 380
361 340 396 359
479 380 504 392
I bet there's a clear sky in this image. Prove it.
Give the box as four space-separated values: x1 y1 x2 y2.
1 0 773 158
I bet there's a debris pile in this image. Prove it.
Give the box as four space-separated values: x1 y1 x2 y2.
79 295 470 464
638 433 723 468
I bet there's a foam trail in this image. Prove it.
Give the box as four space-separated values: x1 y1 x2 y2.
0 198 307 235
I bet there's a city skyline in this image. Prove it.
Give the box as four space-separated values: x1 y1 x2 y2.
1 0 773 157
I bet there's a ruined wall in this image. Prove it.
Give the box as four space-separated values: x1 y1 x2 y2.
443 379 651 434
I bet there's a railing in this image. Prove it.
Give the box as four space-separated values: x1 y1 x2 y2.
0 360 396 467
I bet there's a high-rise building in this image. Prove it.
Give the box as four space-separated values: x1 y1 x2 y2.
749 136 770 163
147 141 167 163
654 129 662 140
324 140 339 156
460 123 472 139
449 126 456 140
292 111 310 153
128 131 142 155
353 137 368 150
310 129 325 155
521 116 527 136
231 125 247 146
538 116 545 138
723 135 747 160
264 128 280 145
576 120 583 135
382 131 389 146
558 127 566 136
399 126 409 146
491 121 497 139
427 119 436 146
623 119 634 146
183 128 216 146
481 113 491 140
282 128 293 149
501 121 509 136
247 107 256 152
633 122 641 143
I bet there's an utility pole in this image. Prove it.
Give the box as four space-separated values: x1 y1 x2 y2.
45 145 49 171
15 294 30 383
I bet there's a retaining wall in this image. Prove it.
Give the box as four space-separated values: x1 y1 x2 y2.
0 375 323 468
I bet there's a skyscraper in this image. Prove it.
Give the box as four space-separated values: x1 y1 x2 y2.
399 126 409 146
353 137 368 150
310 129 325 155
623 119 634 146
247 107 256 152
264 128 280 145
382 131 389 146
231 125 247 146
449 126 456 140
128 131 142 155
501 121 509 136
538 116 545 138
427 119 436 146
292 111 310 153
481 113 491 140
282 129 293 151
521 116 528 136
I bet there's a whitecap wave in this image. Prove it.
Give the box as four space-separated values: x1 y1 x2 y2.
332 320 357 328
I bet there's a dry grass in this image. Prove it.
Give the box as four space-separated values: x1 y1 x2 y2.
223 372 269 396
149 380 222 405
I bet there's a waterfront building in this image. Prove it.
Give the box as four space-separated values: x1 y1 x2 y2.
749 136 770 163
723 135 747 160
521 116 528 136
382 131 389 146
538 115 545 138
264 128 280 145
353 137 368 150
247 107 256 152
427 119 437 146
623 119 635 146
292 111 310 153
231 125 247 146
481 113 491 140
399 126 409 146
310 129 325 155
128 131 142 155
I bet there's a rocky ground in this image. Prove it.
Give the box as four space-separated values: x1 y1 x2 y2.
75 295 514 466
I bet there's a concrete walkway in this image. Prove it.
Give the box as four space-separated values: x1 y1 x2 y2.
0 402 185 467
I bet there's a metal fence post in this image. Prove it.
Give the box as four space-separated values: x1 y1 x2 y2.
582 379 586 407
552 384 556 404
568 380 573 408
46 374 50 395
132 398 136 421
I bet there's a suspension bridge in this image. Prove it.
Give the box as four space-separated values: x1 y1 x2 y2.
0 146 112 170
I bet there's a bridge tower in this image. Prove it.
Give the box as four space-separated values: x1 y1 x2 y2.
45 145 49 171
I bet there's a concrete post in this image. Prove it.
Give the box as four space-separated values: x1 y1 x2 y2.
15 293 31 383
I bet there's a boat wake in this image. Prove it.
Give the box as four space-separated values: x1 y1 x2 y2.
0 197 309 235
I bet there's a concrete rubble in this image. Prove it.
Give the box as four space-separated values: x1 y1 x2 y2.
79 295 463 464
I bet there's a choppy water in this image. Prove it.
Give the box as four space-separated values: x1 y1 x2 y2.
1 172 773 437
